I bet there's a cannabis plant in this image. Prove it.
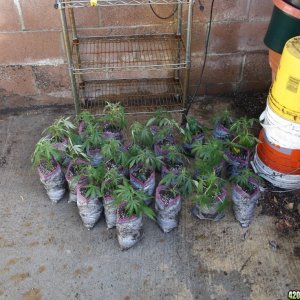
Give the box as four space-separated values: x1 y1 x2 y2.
32 137 62 170
160 167 194 198
130 121 154 148
102 102 126 130
212 109 234 128
102 139 129 167
192 139 225 174
101 168 123 195
128 146 162 170
76 111 95 126
229 168 261 193
81 164 105 198
114 179 155 219
229 117 259 149
193 172 228 211
162 144 187 167
82 124 103 151
182 116 204 144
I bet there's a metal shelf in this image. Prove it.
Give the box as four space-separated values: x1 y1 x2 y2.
72 34 186 74
56 0 189 8
79 78 183 112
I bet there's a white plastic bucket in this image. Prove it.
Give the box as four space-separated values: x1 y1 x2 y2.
260 102 300 149
251 152 300 189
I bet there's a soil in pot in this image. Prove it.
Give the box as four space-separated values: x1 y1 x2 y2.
232 180 261 228
116 204 143 250
213 122 232 140
87 148 103 167
103 124 123 141
161 160 183 177
154 136 175 156
192 190 227 221
38 160 66 203
103 193 117 229
225 147 250 177
155 185 182 233
105 159 128 177
130 167 155 205
76 186 103 229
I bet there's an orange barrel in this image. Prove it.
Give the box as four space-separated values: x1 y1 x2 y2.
257 129 300 174
268 49 282 81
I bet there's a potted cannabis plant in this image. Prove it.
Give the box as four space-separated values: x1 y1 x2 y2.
102 139 129 177
100 168 123 229
130 121 154 149
76 164 105 229
128 146 162 205
114 179 155 250
230 168 261 228
146 109 173 135
226 117 258 176
212 110 234 140
156 168 194 232
43 116 76 166
65 139 89 203
32 137 66 203
160 144 187 176
102 102 126 141
181 116 205 156
192 138 225 179
192 172 229 221
82 123 103 167
76 111 95 137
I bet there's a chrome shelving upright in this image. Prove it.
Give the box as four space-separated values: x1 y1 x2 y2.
55 0 194 116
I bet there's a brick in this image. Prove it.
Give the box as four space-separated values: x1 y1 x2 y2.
191 0 250 23
208 21 269 54
0 31 63 65
73 7 100 28
32 64 70 94
191 54 243 84
20 0 60 30
99 6 174 27
183 22 206 55
238 80 271 93
0 1 21 31
249 0 273 20
0 65 37 95
205 82 237 95
242 52 271 82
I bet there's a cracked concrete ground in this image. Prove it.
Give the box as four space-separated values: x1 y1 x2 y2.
0 102 299 300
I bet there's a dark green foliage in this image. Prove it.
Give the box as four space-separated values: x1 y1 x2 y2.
81 164 105 198
192 139 225 174
160 168 194 198
130 121 154 148
229 168 261 192
193 172 228 211
82 124 103 151
182 116 204 144
230 117 259 149
32 137 62 170
102 139 129 167
128 146 162 170
162 144 187 166
101 168 122 195
76 111 95 126
114 179 155 219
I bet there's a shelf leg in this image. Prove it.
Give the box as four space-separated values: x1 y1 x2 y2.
59 6 80 115
182 0 194 124
175 0 183 81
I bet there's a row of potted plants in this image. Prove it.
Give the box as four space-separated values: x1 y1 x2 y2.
32 102 262 250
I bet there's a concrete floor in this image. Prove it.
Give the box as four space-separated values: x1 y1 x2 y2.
0 105 299 300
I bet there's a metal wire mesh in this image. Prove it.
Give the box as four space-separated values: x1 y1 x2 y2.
78 78 183 113
73 34 186 74
59 0 188 8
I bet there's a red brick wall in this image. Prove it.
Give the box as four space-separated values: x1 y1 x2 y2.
0 0 273 107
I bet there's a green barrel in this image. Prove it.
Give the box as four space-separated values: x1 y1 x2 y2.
264 5 300 53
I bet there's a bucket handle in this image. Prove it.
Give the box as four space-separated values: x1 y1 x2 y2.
259 110 297 130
